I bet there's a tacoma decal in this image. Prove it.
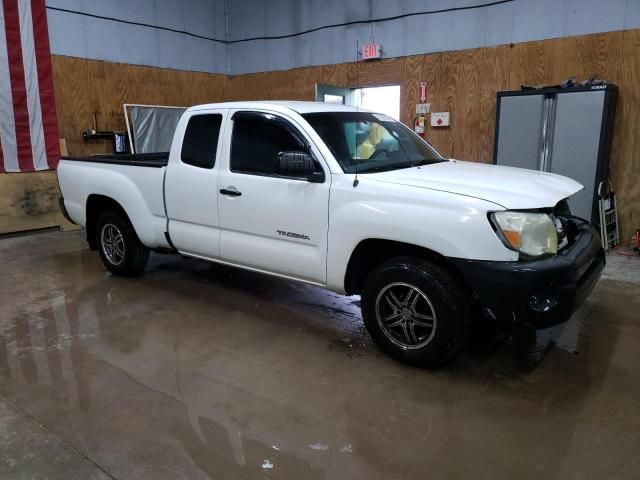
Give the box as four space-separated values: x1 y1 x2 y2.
277 230 310 241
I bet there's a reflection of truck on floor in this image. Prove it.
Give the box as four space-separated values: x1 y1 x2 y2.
58 101 605 367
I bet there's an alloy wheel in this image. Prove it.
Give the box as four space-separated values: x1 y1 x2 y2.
375 282 438 349
101 224 126 266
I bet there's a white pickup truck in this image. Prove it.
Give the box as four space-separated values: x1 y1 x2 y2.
58 101 605 368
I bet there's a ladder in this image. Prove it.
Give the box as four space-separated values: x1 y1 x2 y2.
598 180 619 251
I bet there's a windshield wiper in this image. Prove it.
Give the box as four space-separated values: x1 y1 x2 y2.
357 158 443 174
410 158 443 167
358 162 415 173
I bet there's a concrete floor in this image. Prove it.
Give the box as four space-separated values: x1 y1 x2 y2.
1 230 639 480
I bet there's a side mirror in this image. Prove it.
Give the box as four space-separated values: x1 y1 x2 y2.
277 151 324 183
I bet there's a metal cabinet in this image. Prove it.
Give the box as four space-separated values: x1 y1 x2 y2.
494 85 617 223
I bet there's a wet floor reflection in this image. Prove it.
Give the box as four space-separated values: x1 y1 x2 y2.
1 232 639 479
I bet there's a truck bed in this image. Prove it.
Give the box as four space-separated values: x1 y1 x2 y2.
59 152 169 168
57 153 170 249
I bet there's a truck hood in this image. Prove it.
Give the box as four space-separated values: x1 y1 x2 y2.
367 160 584 210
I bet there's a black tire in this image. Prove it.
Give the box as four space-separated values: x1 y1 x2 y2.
361 257 470 368
95 210 149 277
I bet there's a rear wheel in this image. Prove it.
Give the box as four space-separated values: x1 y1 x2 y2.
361 257 470 368
96 211 149 277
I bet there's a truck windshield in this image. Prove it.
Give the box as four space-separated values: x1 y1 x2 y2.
302 112 444 173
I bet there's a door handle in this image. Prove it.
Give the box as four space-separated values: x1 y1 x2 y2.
219 187 242 197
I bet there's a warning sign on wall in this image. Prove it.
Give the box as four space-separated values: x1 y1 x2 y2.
431 112 450 127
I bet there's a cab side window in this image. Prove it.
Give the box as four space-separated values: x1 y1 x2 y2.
230 113 306 176
181 114 223 169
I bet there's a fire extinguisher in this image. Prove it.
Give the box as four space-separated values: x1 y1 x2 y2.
633 229 640 252
414 115 426 137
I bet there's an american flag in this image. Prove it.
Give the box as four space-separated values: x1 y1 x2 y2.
0 0 59 172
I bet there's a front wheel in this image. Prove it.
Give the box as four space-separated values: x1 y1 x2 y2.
96 211 149 277
361 257 470 368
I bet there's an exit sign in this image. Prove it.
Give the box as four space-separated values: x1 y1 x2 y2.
361 43 382 60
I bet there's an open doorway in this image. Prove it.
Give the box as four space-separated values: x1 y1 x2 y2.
354 85 401 120
316 83 401 121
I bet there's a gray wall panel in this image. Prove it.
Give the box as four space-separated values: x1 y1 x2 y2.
229 43 251 73
267 37 295 72
485 1 514 47
82 16 125 63
46 0 81 10
46 9 86 58
240 0 267 37
410 12 449 55
566 0 627 37
76 0 120 17
447 7 487 51
345 0 372 22
372 0 402 19
293 28 344 69
227 43 245 73
373 18 403 58
226 1 244 41
46 0 640 76
292 0 344 32
185 0 226 38
121 23 160 67
403 14 426 56
155 0 187 31
46 0 228 73
157 30 189 71
120 0 156 25
231 0 640 74
241 39 269 73
626 0 640 29
187 37 227 74
266 0 294 37
403 0 464 14
511 0 569 43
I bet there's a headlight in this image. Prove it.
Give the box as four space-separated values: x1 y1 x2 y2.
490 211 558 257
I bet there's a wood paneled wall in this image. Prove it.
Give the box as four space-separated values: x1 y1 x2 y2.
50 29 639 241
52 56 230 156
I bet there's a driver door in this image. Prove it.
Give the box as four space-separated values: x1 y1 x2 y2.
217 110 330 284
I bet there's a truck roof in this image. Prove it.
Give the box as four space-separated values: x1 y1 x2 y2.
188 100 372 115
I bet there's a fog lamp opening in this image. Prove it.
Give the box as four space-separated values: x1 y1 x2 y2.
528 294 560 313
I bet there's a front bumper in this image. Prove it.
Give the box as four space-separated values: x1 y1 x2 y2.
451 220 605 328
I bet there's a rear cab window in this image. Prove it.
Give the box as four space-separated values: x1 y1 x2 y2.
181 114 223 169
